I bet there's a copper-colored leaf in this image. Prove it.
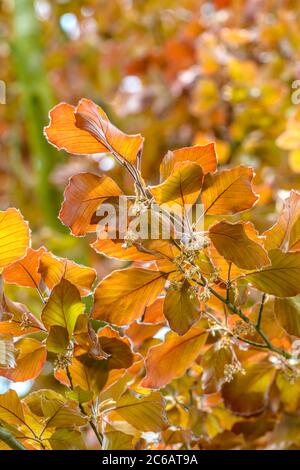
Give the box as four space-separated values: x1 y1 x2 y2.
0 296 44 337
39 251 96 296
92 268 167 325
0 338 46 382
102 425 133 450
164 280 200 335
222 360 275 416
98 326 134 370
141 325 208 388
201 346 232 394
0 208 30 268
160 143 217 181
263 191 300 252
55 354 108 397
45 99 144 164
274 295 300 337
201 166 258 215
3 247 46 288
92 236 156 262
209 221 270 270
59 173 122 236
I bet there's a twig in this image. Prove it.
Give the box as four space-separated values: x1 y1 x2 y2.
0 426 27 450
256 293 267 329
66 366 103 447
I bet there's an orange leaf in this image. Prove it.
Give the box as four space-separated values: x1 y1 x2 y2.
92 236 157 262
59 173 122 236
39 251 96 296
2 247 46 288
0 208 30 269
263 190 300 252
45 99 144 164
160 143 217 181
209 221 270 270
0 296 44 337
141 325 208 388
201 166 258 215
0 338 46 382
92 268 167 325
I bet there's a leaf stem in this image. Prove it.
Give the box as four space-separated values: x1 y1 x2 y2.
256 293 267 329
66 365 103 447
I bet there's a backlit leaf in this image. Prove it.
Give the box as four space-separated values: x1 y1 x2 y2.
0 338 46 382
274 295 300 337
160 143 217 181
3 247 46 288
0 296 44 337
49 429 86 450
209 221 270 270
59 172 122 236
0 208 30 268
150 162 203 215
42 279 85 339
102 425 133 450
45 99 144 164
92 268 167 325
39 251 96 296
0 390 26 427
222 359 276 416
114 390 168 432
263 191 300 251
242 249 300 297
201 166 258 215
141 325 208 388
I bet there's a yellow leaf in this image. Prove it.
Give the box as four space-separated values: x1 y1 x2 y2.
115 390 168 432
243 249 300 297
42 279 85 338
0 208 30 269
150 162 203 215
0 390 26 427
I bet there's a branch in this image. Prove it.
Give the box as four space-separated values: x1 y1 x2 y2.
256 293 267 329
0 426 27 450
